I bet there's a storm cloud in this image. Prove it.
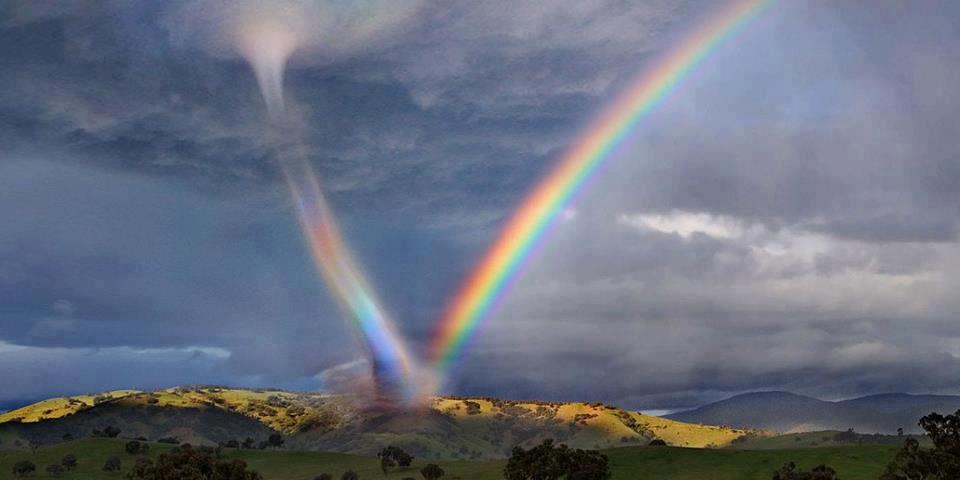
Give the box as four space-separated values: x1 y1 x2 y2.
1 1 960 410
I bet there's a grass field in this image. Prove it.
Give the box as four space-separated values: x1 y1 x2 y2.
0 438 900 479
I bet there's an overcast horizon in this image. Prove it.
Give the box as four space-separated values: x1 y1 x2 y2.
3 1 960 413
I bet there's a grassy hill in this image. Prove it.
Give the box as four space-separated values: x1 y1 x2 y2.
666 391 960 434
0 387 761 459
0 437 900 480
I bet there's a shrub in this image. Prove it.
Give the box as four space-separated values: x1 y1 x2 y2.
421 463 445 480
12 460 36 478
61 454 78 471
648 439 667 446
103 455 122 473
504 439 610 480
126 440 149 455
771 462 837 480
126 444 263 480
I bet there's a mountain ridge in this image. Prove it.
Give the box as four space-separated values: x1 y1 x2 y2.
667 391 960 434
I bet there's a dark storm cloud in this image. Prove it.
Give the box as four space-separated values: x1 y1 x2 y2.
1 0 960 410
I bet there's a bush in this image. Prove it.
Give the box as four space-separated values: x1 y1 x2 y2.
421 463 445 480
126 444 263 480
12 460 36 478
504 439 610 480
103 455 122 473
771 462 837 480
126 440 149 455
61 454 78 471
648 439 667 446
378 446 414 474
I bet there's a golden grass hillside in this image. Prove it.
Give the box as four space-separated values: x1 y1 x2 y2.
0 387 767 458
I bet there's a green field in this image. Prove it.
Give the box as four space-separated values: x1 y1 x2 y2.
0 438 900 479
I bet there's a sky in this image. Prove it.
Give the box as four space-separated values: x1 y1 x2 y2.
2 0 960 412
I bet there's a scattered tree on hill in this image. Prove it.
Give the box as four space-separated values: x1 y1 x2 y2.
61 454 78 471
420 463 445 480
648 439 667 446
771 462 838 480
267 433 285 448
221 439 240 449
242 437 256 449
126 444 263 480
45 464 66 477
28 440 41 454
881 410 960 480
94 425 122 438
504 439 611 480
61 433 74 442
897 427 904 437
12 460 36 478
378 446 414 474
103 455 122 473
341 471 359 480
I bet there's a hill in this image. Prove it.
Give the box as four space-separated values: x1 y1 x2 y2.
0 437 900 480
666 391 960 434
0 387 759 459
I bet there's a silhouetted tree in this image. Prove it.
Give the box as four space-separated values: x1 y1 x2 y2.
897 428 904 437
61 454 78 471
881 409 960 480
378 446 413 474
12 460 36 478
420 463 445 480
242 437 255 449
125 444 263 480
772 462 838 480
94 425 122 438
126 440 149 455
267 433 285 448
341 471 359 480
504 439 611 480
103 455 122 473
222 439 240 449
648 439 667 446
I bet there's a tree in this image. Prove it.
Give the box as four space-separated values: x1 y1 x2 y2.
61 454 78 471
126 440 149 455
267 433 285 448
45 464 66 477
103 455 122 473
421 463 445 480
126 444 263 480
341 471 359 480
314 475 333 480
12 460 36 478
648 439 667 446
881 409 960 480
504 439 611 480
897 427 904 437
772 462 838 480
242 437 255 449
378 446 414 474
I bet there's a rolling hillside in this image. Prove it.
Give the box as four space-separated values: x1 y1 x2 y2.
667 391 960 434
0 387 760 459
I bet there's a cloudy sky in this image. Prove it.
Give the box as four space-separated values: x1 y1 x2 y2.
2 0 960 412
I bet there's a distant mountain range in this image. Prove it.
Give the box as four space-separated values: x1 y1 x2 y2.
666 391 960 434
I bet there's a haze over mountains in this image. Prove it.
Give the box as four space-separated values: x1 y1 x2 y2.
666 391 960 434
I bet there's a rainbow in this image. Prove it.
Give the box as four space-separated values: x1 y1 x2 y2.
283 158 417 400
429 0 774 373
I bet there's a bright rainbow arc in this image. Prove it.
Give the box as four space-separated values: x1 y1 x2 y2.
429 0 774 373
282 158 417 399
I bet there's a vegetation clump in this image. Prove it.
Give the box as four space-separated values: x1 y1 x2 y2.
881 409 960 480
504 439 610 480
